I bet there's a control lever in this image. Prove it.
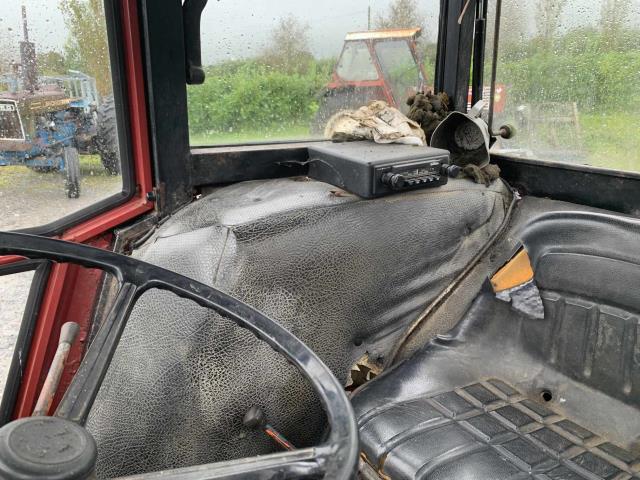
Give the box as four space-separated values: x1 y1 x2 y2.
243 406 295 451
32 322 79 417
183 0 209 85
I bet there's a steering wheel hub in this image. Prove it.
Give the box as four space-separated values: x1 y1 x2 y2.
0 417 96 480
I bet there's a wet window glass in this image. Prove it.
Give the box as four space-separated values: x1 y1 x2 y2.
375 39 422 113
0 102 24 139
0 270 34 402
189 0 440 145
336 41 379 81
0 0 123 231
486 0 640 172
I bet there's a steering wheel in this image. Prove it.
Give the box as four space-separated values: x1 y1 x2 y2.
0 232 358 480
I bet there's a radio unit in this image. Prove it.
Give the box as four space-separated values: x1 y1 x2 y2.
307 142 458 198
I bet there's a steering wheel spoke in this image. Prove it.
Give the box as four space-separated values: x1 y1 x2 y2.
116 447 328 480
0 232 358 480
55 282 138 425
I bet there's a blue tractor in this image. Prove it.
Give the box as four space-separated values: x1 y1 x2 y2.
0 7 118 198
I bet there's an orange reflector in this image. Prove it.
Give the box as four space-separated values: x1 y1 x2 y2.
491 249 534 292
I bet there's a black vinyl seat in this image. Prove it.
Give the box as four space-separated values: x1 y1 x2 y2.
86 178 511 478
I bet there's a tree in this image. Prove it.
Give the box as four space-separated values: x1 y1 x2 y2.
485 0 527 57
260 15 314 75
600 0 632 50
59 0 111 95
37 51 67 75
535 0 567 42
374 0 426 30
0 30 15 75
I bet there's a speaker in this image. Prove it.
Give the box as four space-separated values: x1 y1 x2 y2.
430 101 491 168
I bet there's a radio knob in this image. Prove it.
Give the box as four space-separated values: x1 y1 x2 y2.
381 173 405 190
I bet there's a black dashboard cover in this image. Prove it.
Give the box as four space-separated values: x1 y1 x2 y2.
86 177 510 477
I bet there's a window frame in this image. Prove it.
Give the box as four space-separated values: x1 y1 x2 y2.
141 0 640 220
10 0 136 238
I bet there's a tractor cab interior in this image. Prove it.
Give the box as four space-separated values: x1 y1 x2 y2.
0 1 639 480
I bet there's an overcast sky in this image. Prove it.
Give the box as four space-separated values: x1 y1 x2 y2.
0 0 638 65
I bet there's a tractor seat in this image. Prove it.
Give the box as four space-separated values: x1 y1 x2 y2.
352 290 640 480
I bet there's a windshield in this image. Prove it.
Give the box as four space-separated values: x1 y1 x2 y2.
0 102 24 140
374 39 421 112
336 41 379 81
188 0 440 145
0 1 125 231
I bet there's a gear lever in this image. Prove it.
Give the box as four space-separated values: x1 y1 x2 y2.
243 406 295 451
32 322 80 417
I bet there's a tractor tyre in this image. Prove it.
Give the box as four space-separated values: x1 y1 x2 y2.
96 95 121 175
64 147 81 199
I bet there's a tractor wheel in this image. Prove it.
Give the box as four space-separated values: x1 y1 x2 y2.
64 147 81 199
96 95 121 175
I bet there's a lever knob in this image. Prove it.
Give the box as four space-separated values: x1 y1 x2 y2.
444 164 461 178
381 173 405 190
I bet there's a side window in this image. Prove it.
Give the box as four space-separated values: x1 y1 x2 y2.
189 0 440 145
336 41 379 81
0 269 35 404
488 0 640 171
0 1 125 231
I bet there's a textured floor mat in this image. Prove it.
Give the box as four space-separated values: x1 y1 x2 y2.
358 378 639 479
353 287 640 480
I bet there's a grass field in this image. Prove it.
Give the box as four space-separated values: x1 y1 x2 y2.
190 112 640 175
580 113 640 172
0 154 118 188
190 125 315 146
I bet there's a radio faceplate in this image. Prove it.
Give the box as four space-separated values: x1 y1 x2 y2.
307 142 453 198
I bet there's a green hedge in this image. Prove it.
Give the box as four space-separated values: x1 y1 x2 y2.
499 50 640 112
187 59 332 136
187 29 640 138
497 28 640 113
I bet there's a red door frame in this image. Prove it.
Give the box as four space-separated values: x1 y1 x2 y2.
6 0 155 418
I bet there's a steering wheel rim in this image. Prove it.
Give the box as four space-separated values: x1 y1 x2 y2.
0 232 359 480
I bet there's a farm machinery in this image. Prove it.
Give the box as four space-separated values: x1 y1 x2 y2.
0 7 119 199
314 27 507 131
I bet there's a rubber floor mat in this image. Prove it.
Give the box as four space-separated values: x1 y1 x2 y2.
358 378 639 479
352 288 640 480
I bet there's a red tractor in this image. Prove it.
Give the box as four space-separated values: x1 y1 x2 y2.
315 27 506 131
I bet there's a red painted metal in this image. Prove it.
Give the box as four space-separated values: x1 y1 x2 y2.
0 256 26 266
49 261 106 413
12 0 155 419
325 36 426 109
13 263 68 418
63 0 153 244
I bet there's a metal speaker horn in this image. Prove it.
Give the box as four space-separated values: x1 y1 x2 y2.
430 101 491 168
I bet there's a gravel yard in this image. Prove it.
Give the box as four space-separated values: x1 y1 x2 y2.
0 156 121 402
